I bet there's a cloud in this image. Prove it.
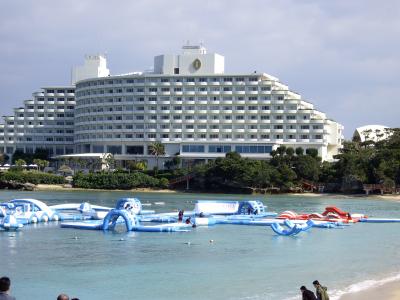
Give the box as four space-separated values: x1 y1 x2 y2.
0 0 399 137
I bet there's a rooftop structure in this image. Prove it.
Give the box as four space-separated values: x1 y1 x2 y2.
353 125 390 143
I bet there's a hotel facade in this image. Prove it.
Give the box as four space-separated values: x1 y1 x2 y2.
0 45 343 168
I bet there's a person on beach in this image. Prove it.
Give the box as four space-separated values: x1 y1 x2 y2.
178 210 184 222
300 286 317 300
57 294 69 300
0 277 16 300
313 280 329 300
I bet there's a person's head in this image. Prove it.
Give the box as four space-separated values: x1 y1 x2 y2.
313 280 320 287
0 277 11 292
57 294 69 300
300 286 307 292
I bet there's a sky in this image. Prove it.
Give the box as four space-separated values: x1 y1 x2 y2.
0 0 399 138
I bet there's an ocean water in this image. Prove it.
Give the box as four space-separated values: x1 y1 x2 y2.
1 190 400 300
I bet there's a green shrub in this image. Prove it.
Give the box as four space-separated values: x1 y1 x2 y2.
72 172 169 189
0 170 66 184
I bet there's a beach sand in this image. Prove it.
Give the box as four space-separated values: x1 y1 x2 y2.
34 184 176 193
339 280 400 300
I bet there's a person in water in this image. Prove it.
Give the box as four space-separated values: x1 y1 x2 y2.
0 277 16 300
300 286 317 300
56 294 69 300
178 210 184 222
313 280 329 300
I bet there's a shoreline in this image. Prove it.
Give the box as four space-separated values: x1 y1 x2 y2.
337 278 400 300
25 184 400 200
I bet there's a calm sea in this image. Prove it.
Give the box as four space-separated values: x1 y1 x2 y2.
1 190 400 300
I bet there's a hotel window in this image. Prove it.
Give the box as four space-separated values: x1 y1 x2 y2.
185 134 193 138
199 78 207 82
209 145 231 153
209 134 219 139
287 134 295 139
301 135 309 139
261 106 270 110
236 106 245 110
261 134 269 139
182 145 205 153
107 145 122 154
199 134 206 138
300 125 309 129
185 116 193 120
287 115 296 120
148 133 156 138
197 125 207 129
277 96 284 100
186 78 195 82
248 106 257 110
136 115 144 120
248 96 258 100
136 134 144 138
223 87 232 91
161 134 169 138
275 116 283 120
185 125 194 129
224 115 231 120
174 87 182 92
314 135 322 139
275 135 282 139
261 86 271 91
274 125 283 129
161 78 169 83
235 145 272 153
161 88 170 92
236 115 244 120
173 115 181 120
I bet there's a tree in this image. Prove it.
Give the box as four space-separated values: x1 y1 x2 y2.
148 142 165 172
126 160 147 172
306 148 319 158
164 156 181 170
0 153 8 165
15 159 27 170
33 159 49 172
295 147 304 156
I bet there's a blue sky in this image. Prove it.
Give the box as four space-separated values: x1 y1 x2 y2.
0 0 399 137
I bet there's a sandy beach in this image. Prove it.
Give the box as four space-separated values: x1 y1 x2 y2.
339 280 400 300
34 184 176 193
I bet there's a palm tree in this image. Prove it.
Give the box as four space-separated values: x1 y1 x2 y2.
148 141 165 173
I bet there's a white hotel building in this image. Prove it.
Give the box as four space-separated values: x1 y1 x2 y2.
0 45 343 168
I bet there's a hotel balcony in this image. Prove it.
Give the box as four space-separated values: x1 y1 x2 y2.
209 82 220 86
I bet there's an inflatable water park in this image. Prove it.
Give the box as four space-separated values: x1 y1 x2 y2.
1 197 400 235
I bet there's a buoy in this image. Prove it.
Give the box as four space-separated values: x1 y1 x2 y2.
119 238 125 241
209 239 214 243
